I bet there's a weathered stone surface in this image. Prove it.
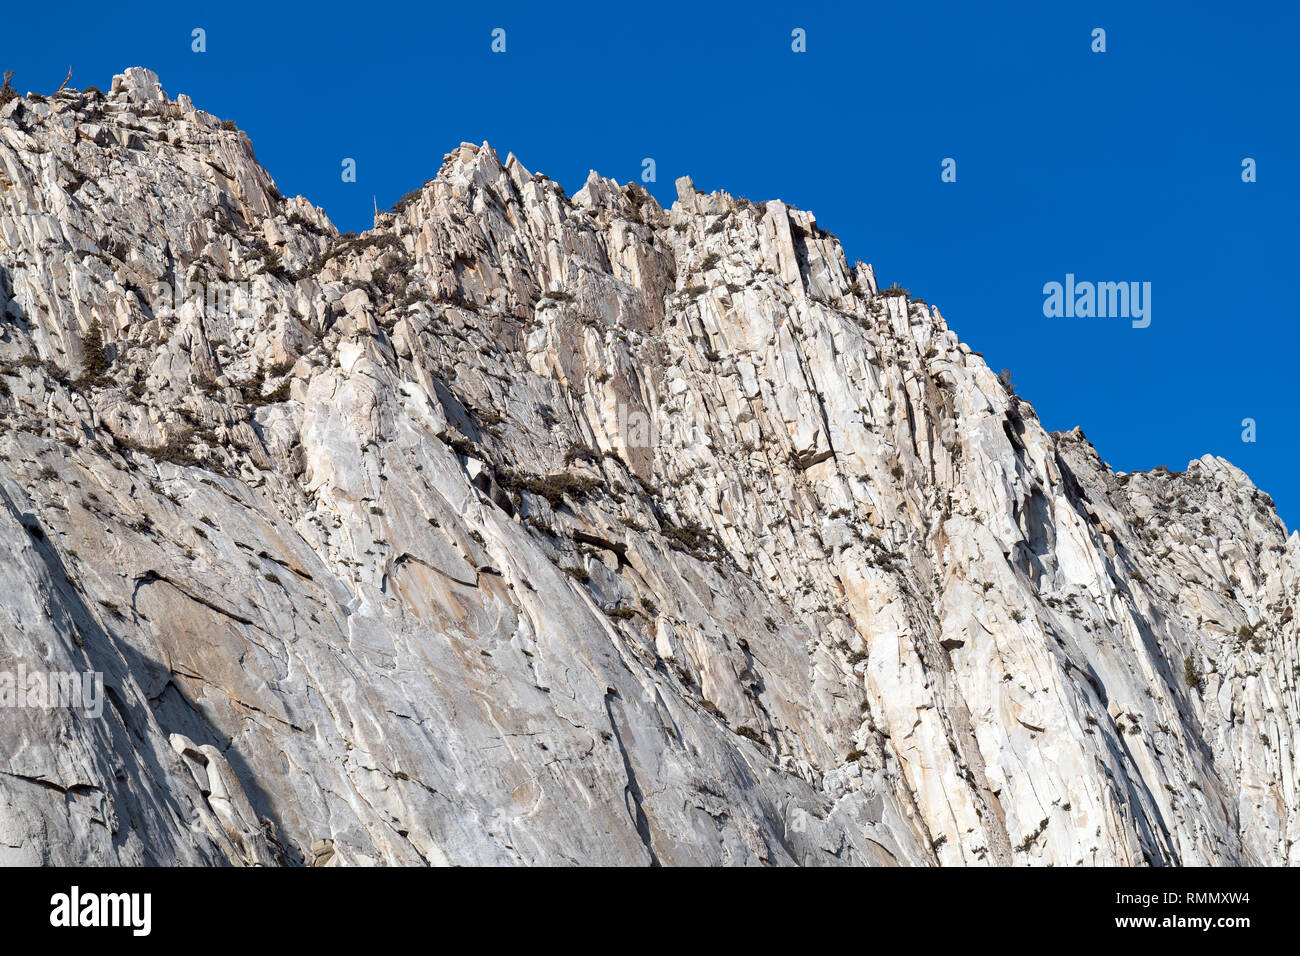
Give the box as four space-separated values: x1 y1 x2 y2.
0 69 1294 866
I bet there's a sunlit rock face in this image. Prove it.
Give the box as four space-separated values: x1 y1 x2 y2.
0 68 1294 866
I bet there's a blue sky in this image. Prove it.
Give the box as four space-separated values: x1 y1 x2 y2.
5 1 1297 526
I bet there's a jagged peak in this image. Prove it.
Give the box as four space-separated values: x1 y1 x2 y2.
109 66 168 106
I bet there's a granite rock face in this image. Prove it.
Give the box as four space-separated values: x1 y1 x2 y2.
0 68 1295 866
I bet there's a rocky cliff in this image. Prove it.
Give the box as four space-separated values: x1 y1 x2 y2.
0 68 1295 866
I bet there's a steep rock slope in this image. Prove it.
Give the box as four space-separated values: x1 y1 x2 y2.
0 69 1294 866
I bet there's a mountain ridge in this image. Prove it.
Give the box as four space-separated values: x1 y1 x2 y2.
0 67 1295 866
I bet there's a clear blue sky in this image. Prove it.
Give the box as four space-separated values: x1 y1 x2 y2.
5 1 1296 526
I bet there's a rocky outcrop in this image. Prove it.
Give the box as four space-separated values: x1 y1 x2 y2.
0 68 1294 866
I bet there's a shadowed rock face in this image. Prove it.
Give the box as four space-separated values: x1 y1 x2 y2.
0 67 1294 867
